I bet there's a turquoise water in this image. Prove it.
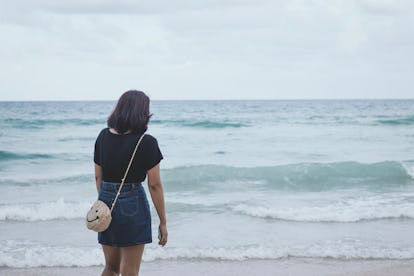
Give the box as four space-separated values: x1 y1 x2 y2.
0 100 414 267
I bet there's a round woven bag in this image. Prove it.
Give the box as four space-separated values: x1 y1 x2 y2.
86 200 112 232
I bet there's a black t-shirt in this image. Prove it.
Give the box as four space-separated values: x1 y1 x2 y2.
94 128 163 183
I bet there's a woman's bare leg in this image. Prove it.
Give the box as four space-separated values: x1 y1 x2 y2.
102 245 121 276
120 245 145 276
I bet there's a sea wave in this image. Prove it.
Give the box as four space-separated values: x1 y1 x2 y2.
0 199 91 221
145 244 414 261
164 190 414 223
232 200 414 222
2 200 412 223
1 241 413 267
151 119 247 128
0 150 88 163
3 193 414 223
0 173 93 186
375 116 414 126
1 161 413 222
2 118 103 129
7 161 411 190
0 240 103 268
0 150 54 162
163 161 414 191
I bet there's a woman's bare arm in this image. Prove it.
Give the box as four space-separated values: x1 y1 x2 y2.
95 164 103 192
147 163 168 246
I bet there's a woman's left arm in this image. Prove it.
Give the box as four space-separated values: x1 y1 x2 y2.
147 163 168 246
95 164 103 192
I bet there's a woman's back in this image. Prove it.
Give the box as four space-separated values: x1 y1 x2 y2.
94 128 163 183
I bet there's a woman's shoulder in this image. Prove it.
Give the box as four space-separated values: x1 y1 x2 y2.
96 128 109 141
141 133 163 164
142 133 159 144
141 133 161 149
99 127 110 134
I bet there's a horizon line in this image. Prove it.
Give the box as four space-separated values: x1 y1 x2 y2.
1 97 413 102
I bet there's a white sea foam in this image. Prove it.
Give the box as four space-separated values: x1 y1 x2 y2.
0 198 91 221
0 240 103 268
1 240 413 268
232 197 414 222
144 244 414 261
402 161 414 179
3 192 414 223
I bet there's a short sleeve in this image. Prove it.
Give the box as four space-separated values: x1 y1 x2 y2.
94 129 105 165
142 135 163 171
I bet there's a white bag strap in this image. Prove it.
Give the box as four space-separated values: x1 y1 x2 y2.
110 133 145 212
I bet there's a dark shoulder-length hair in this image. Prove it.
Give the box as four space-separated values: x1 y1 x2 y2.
107 90 152 134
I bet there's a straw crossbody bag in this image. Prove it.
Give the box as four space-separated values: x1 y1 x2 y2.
86 133 145 232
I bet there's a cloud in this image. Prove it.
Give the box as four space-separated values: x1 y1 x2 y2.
360 0 414 16
0 0 413 100
0 0 264 18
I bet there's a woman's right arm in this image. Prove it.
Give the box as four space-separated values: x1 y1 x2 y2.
95 164 103 192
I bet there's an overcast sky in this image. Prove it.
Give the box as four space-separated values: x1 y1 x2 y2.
0 0 413 100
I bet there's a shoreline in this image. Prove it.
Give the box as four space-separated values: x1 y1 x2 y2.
1 258 414 276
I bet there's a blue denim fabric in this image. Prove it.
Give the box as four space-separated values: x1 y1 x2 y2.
98 181 152 247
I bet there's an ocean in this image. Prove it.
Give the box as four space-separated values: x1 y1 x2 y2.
0 99 414 268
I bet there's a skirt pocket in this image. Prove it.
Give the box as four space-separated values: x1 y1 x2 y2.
119 196 140 217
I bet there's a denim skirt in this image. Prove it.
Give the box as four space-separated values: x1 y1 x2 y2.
98 181 152 247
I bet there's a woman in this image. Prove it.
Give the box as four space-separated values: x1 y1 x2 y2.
94 90 167 276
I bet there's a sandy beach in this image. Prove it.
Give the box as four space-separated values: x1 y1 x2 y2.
1 258 414 276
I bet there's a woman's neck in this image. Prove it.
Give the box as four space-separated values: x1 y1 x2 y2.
109 128 131 135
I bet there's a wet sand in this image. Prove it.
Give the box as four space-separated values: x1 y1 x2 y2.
1 258 414 276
